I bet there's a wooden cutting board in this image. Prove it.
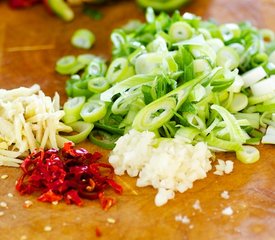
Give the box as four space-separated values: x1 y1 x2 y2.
0 1 275 239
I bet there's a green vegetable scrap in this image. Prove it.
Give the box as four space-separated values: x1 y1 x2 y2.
58 8 275 163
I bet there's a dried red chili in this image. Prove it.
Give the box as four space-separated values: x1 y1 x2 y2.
16 142 122 210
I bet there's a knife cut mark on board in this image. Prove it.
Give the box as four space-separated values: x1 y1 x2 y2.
6 45 55 52
0 23 5 74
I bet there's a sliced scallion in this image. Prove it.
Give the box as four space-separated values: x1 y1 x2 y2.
168 21 193 42
88 77 110 93
80 100 107 123
216 46 240 70
55 56 85 75
106 57 134 84
62 121 93 144
63 96 86 124
71 29 95 49
236 145 260 163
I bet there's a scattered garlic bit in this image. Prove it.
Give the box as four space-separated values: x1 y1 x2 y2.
24 200 33 208
1 174 8 179
222 206 234 216
175 214 190 224
7 193 14 198
52 201 59 206
20 235 28 240
44 225 52 232
0 201 8 208
0 85 72 167
189 224 194 229
0 211 4 216
109 130 212 206
107 217 116 224
192 200 202 211
214 159 234 175
221 190 230 199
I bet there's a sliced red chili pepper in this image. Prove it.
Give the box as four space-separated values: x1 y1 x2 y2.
38 189 63 203
98 192 116 211
8 0 41 8
15 142 122 209
106 179 123 194
95 226 102 237
64 189 83 206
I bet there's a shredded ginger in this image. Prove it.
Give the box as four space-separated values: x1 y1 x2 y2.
109 129 213 206
0 84 72 167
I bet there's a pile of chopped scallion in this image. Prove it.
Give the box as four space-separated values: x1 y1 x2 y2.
56 8 275 163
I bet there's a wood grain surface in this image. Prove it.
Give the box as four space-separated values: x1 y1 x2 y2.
0 0 275 239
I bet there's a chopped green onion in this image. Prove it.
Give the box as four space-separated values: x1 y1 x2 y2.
63 96 86 124
133 72 209 131
241 66 267 88
175 127 200 143
106 57 134 84
128 46 147 64
262 126 275 144
206 38 224 52
94 122 124 135
206 134 243 152
57 8 275 165
250 76 275 96
48 0 74 21
133 97 176 131
84 60 107 78
269 51 275 64
112 89 141 115
211 104 248 143
62 121 94 144
137 0 188 11
259 28 275 43
251 53 268 67
88 77 110 93
168 21 193 42
193 59 211 75
228 43 245 56
227 93 248 113
236 145 260 163
80 100 107 123
147 36 168 52
234 113 260 129
72 80 92 98
219 23 241 42
77 54 99 65
89 130 120 149
71 29 95 49
55 56 85 75
216 46 240 70
100 74 155 102
248 93 274 105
